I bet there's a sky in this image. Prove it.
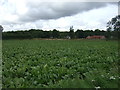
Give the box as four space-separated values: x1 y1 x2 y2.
0 0 119 31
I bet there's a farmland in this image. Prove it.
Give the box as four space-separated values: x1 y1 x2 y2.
2 39 119 88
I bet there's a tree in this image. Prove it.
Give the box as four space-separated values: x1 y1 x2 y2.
52 29 60 38
107 15 120 39
75 29 85 38
94 29 101 35
69 26 75 39
0 25 3 31
107 15 120 31
0 25 3 39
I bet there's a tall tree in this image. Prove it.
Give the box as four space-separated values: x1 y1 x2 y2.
75 29 85 38
107 15 120 39
52 29 60 38
0 25 3 31
0 25 3 39
69 26 75 39
107 15 120 31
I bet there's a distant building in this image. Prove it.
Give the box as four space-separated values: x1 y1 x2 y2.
66 36 71 39
86 35 105 39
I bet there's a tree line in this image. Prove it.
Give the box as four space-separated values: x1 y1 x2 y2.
1 15 120 40
2 28 118 40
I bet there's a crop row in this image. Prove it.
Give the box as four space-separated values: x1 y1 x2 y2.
2 40 119 88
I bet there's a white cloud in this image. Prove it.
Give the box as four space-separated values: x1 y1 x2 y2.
38 4 117 31
0 0 118 31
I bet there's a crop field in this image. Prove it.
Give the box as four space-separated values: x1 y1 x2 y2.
2 39 119 88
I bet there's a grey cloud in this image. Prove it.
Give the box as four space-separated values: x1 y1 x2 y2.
19 2 116 22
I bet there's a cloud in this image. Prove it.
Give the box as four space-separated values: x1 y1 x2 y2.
41 3 117 31
19 2 115 22
3 3 117 32
0 0 118 31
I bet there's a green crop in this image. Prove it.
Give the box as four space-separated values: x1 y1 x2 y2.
2 40 119 88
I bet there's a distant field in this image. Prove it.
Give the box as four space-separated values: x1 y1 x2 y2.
2 40 119 88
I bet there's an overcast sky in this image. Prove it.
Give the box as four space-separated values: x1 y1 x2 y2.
0 0 119 31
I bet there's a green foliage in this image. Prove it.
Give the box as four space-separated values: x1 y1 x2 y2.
69 26 75 39
2 40 119 88
2 28 118 40
106 15 120 39
52 29 60 38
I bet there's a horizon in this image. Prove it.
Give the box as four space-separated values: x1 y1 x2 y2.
2 28 107 32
